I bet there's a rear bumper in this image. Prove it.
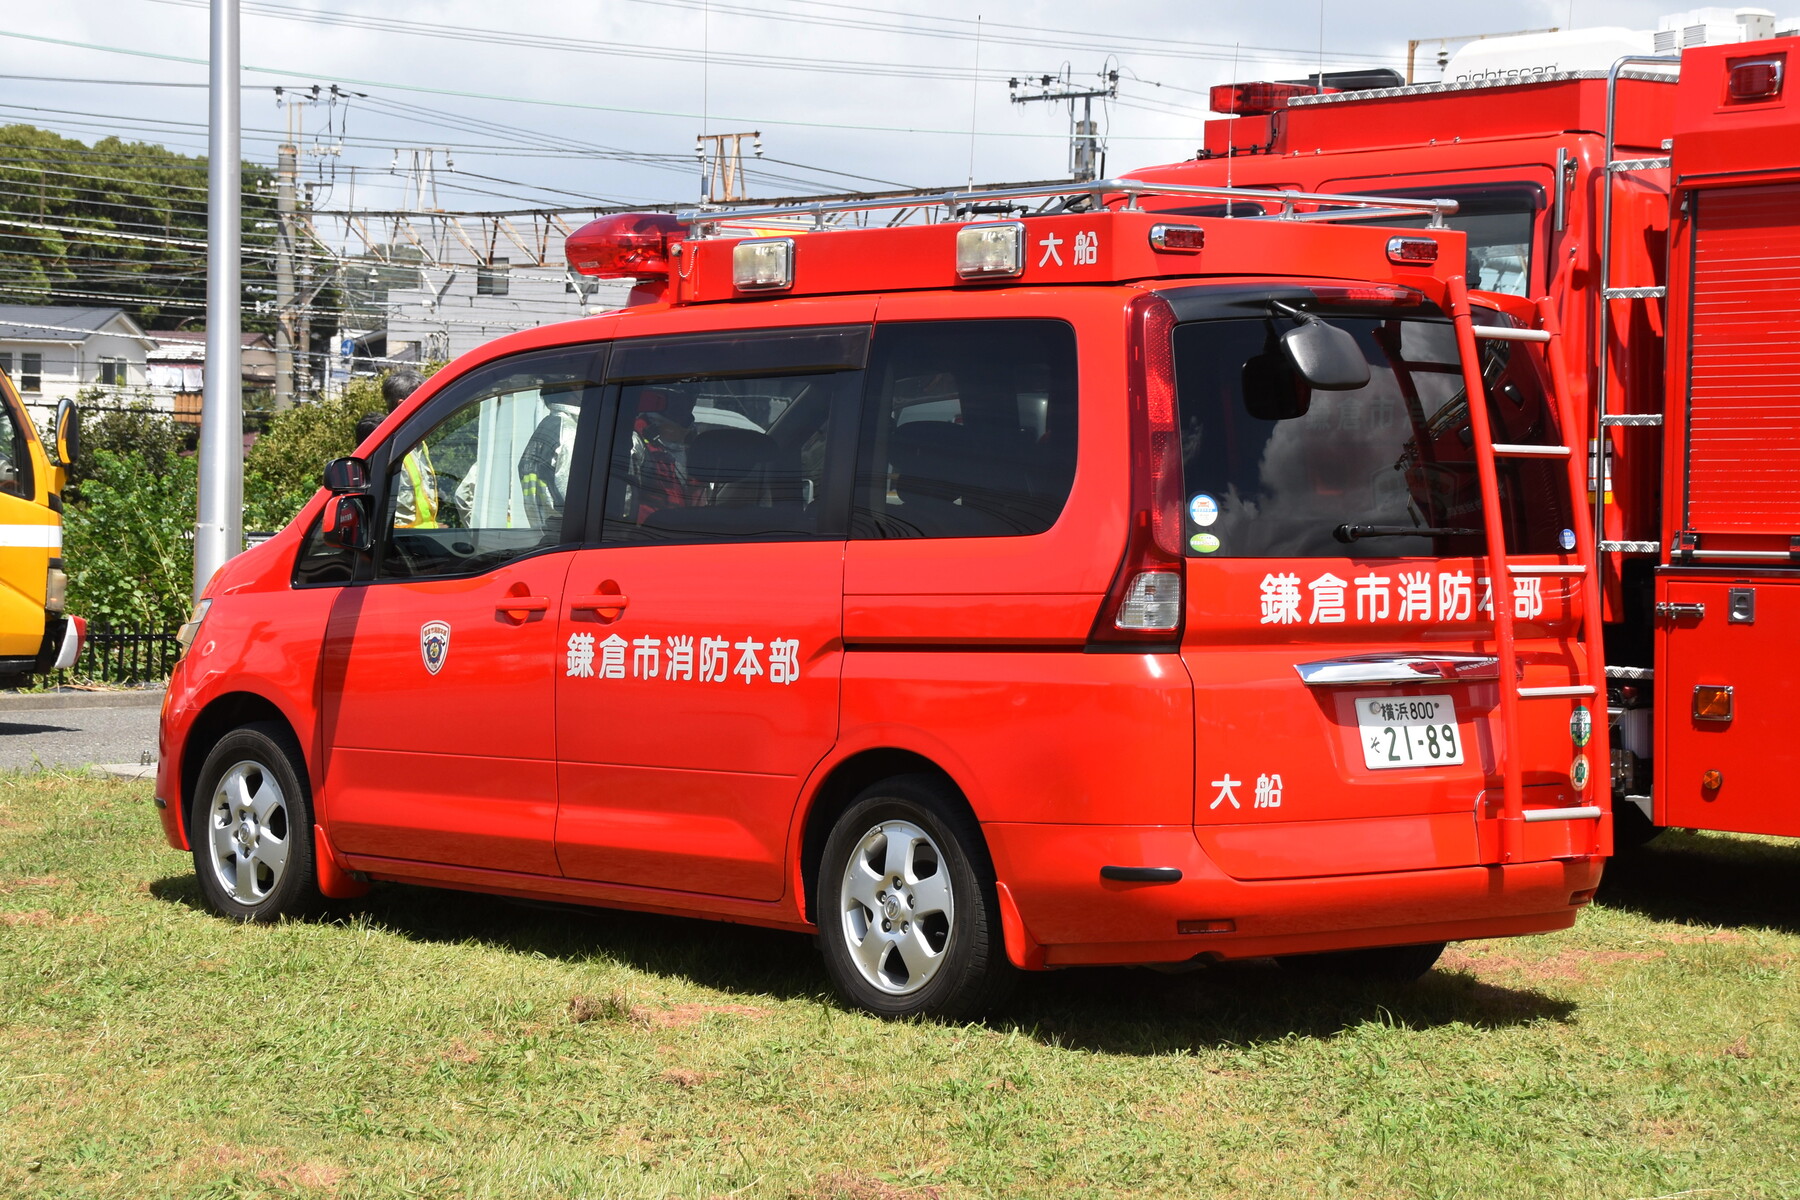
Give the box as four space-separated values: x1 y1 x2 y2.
984 821 1601 966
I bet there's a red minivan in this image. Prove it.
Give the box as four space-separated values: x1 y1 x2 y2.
157 189 1609 1018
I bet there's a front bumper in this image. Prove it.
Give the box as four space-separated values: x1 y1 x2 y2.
985 821 1601 966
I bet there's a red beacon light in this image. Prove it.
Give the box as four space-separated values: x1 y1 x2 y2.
565 212 686 280
1208 81 1330 116
1726 55 1784 102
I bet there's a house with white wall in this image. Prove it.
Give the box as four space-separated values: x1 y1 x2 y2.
0 306 160 421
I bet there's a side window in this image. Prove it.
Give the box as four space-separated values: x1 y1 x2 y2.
853 319 1078 539
376 352 600 580
0 397 32 500
600 372 855 544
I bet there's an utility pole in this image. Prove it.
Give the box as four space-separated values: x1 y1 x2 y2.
695 131 762 203
274 122 296 410
1010 70 1118 182
195 0 242 594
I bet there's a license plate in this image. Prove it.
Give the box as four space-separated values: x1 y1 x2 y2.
1356 694 1464 770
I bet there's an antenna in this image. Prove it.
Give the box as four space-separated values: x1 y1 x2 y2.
967 16 983 190
1226 43 1239 199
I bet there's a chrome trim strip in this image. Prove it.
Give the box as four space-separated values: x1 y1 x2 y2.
1295 653 1498 687
1523 806 1604 822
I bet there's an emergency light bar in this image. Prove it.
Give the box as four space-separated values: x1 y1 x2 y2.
565 211 684 280
1209 81 1328 115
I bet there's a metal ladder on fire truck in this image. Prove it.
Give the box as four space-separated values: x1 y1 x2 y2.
1451 280 1610 863
1592 53 1683 822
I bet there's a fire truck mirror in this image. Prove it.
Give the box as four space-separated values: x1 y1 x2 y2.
1280 317 1371 393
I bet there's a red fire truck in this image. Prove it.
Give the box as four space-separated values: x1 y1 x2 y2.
1127 33 1800 849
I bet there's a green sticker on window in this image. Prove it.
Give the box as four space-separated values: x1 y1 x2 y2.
1190 532 1221 554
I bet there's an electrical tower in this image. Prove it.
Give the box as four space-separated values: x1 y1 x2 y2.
1009 69 1118 182
695 131 763 204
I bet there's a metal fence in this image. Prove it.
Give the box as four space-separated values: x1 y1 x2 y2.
63 623 181 686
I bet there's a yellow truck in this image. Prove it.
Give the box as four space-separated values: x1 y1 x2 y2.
0 365 80 687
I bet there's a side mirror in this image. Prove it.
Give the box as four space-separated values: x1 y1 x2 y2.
1279 314 1371 391
323 456 370 494
52 398 80 468
320 494 371 552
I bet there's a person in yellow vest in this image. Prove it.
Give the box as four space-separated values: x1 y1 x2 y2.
354 369 439 530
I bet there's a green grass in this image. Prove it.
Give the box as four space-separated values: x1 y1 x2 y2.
2 773 1797 1200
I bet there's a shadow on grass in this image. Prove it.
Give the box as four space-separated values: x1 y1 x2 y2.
1599 828 1800 935
149 871 1575 1052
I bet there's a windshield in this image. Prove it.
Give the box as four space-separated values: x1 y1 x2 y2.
1173 310 1572 559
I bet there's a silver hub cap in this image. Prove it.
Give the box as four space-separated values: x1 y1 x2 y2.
207 760 291 905
839 819 954 996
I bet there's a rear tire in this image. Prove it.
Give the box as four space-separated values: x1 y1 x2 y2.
817 774 1014 1020
1276 940 1446 982
190 721 321 923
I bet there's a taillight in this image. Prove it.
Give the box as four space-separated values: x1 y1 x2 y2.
1091 293 1185 644
565 212 686 280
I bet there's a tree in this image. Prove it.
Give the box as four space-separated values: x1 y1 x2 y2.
0 123 304 333
63 448 197 629
242 375 387 532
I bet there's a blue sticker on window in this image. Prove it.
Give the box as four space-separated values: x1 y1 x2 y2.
1189 493 1219 527
1559 528 1576 551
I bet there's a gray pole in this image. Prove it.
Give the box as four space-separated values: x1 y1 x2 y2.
274 139 295 410
195 0 243 597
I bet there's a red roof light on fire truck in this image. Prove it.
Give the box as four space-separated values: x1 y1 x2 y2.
1149 223 1205 253
565 212 686 280
1306 284 1426 307
1386 236 1440 265
1726 56 1783 102
1208 81 1326 116
955 221 1025 279
732 237 795 291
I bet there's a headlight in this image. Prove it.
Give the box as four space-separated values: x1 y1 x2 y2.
45 566 66 614
175 598 212 656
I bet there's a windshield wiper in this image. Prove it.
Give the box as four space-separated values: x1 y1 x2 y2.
1334 524 1481 543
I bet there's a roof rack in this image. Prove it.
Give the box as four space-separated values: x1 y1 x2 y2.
676 178 1459 234
1285 65 1680 107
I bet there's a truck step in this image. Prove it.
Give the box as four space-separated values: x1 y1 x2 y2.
1607 157 1672 172
1491 443 1572 458
1518 685 1598 698
1599 540 1660 554
1601 413 1664 426
1602 286 1667 299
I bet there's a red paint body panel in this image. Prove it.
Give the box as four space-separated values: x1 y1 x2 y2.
1671 39 1800 185
554 542 843 901
1655 575 1800 838
984 821 1597 964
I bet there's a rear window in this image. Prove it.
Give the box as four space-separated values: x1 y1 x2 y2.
1174 310 1572 559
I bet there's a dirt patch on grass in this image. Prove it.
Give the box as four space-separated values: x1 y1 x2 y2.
632 1002 768 1029
568 992 632 1024
812 1172 943 1200
659 1067 709 1088
0 874 66 894
1661 928 1746 944
1440 945 1663 984
1721 1034 1754 1059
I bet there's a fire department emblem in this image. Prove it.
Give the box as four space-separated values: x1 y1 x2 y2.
420 621 451 676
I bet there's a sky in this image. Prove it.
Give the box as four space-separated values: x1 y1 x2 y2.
0 0 1714 219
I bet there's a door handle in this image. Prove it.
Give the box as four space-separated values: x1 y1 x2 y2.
496 596 551 615
1655 602 1705 621
571 593 630 613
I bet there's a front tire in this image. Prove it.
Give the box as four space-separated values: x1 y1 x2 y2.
190 721 321 922
818 775 1014 1020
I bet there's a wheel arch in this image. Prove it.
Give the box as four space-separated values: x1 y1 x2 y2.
794 747 978 927
178 690 302 841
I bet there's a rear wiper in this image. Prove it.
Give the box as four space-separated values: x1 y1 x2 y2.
1334 524 1481 543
